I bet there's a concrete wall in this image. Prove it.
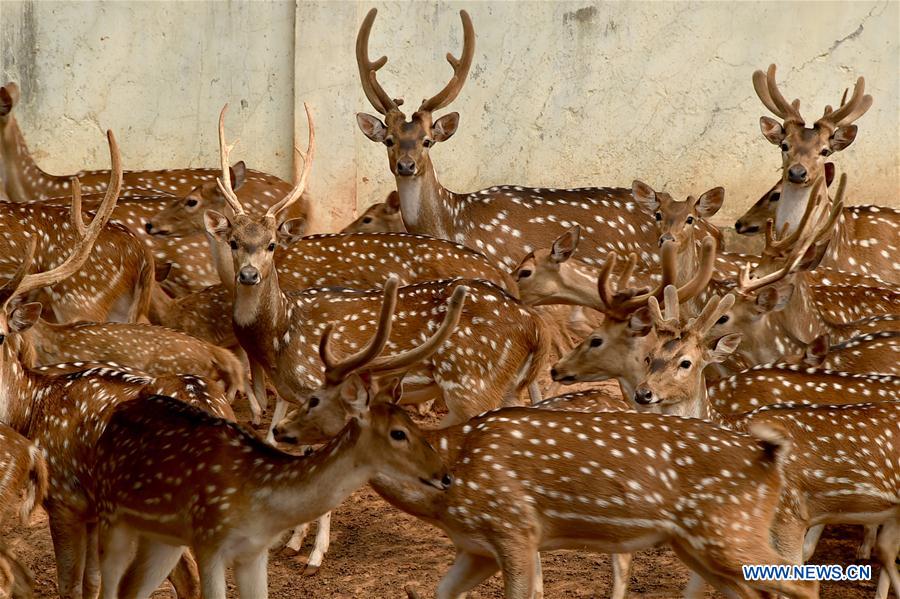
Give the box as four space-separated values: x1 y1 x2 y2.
3 1 898 234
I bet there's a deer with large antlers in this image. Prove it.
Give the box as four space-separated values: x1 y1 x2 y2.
355 9 720 271
0 133 233 599
93 386 450 598
634 287 900 597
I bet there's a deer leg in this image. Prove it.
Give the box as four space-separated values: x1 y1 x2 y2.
233 550 269 599
669 541 754 599
496 541 537 599
435 550 499 599
528 382 542 405
197 552 227 599
858 524 879 560
83 521 101 599
284 522 309 553
98 523 138 599
801 524 825 561
117 539 185 599
610 553 632 599
266 399 289 444
47 505 88 599
874 518 900 599
302 512 331 576
168 551 201 599
249 358 268 415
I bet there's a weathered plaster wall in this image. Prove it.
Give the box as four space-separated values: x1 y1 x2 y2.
3 1 898 234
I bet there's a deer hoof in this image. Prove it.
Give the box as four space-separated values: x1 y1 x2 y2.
405 585 423 599
301 562 320 577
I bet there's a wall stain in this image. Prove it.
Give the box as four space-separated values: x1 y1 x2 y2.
563 6 597 26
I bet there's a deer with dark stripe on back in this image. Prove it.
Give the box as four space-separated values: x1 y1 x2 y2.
354 8 720 271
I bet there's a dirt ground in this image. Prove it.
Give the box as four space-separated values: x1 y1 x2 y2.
1 381 885 598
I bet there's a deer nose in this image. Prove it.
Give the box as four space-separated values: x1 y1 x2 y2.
787 165 808 184
633 386 656 405
734 220 758 235
396 159 416 176
238 266 261 286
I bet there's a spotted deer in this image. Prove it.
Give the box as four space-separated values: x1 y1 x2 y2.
340 191 405 233
0 158 232 598
635 289 900 597
276 377 814 598
93 386 449 599
354 9 719 271
784 331 900 375
735 163 835 235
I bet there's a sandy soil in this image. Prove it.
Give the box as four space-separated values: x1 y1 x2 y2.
0 381 884 598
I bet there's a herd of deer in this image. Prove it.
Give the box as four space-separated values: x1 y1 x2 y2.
0 7 897 599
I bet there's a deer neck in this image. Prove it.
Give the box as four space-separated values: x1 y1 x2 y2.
0 115 61 202
395 157 457 239
232 269 289 348
257 419 374 532
23 319 61 362
556 263 603 306
205 231 236 292
773 273 826 345
0 337 41 435
676 240 699 287
776 181 820 236
662 375 728 426
148 283 175 324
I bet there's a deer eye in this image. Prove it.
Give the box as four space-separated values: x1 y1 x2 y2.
384 138 395 148
362 217 373 224
517 269 532 279
686 216 694 224
268 242 276 252
716 315 730 325
423 139 434 148
679 360 692 369
229 240 238 250
769 193 780 203
780 143 789 152
589 338 603 348
390 429 407 441
820 148 831 156
186 198 198 207
308 397 320 408
0 334 5 345
655 212 662 222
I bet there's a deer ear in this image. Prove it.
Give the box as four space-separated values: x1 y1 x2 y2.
203 210 232 242
551 226 580 263
154 262 173 282
277 217 308 248
385 191 401 213
759 117 785 145
632 180 659 212
357 113 388 143
830 125 857 152
628 307 653 336
0 83 19 117
230 161 247 190
755 283 794 313
797 240 830 273
432 112 460 142
824 163 835 186
9 302 42 333
696 187 725 218
708 333 742 364
339 372 373 415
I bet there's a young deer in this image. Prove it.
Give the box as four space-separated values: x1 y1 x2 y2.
340 191 405 233
354 9 719 271
93 389 449 599
0 146 231 599
635 289 900 595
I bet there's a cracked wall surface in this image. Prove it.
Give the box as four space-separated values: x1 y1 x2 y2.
3 1 898 234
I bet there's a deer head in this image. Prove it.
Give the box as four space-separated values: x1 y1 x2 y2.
735 164 835 235
144 162 247 237
203 104 313 287
273 277 467 444
341 191 405 233
754 64 871 187
355 8 474 178
631 181 724 251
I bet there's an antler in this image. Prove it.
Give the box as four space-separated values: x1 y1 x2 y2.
418 10 475 113
215 104 245 216
815 76 872 132
596 237 716 319
739 174 843 293
320 275 401 384
69 177 86 235
356 8 402 115
752 64 804 125
647 285 681 335
364 284 468 374
686 294 736 339
266 103 315 219
1 131 122 307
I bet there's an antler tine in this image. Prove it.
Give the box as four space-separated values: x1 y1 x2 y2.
356 8 400 115
216 104 245 216
0 238 36 309
688 294 736 338
69 177 86 235
366 284 468 374
647 285 679 333
320 275 401 383
418 10 476 113
267 103 315 219
753 64 803 124
809 173 845 245
596 251 619 310
816 76 872 130
662 285 680 324
617 253 638 288
11 130 122 302
765 178 824 254
675 236 716 302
